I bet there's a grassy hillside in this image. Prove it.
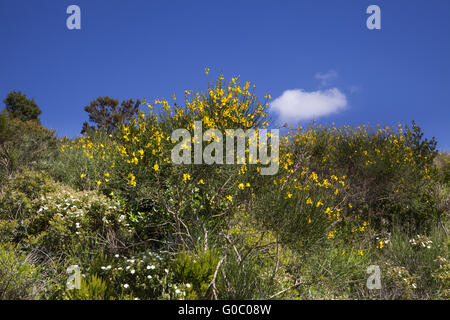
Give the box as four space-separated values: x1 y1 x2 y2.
0 75 448 300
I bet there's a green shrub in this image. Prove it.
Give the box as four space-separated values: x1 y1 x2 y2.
0 243 43 299
0 170 54 220
283 122 440 232
0 170 132 258
295 244 370 299
172 248 219 299
96 250 189 300
382 264 419 299
430 256 450 299
65 274 115 300
435 153 450 184
0 116 57 179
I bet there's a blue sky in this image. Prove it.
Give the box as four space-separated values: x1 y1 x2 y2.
1 0 449 150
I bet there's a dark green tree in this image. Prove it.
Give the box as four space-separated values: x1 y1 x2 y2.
81 96 141 135
3 91 42 122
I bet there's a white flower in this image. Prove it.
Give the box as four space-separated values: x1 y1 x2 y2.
186 283 191 288
115 254 120 258
164 269 169 273
147 275 152 279
123 284 129 289
130 269 135 274
175 289 181 294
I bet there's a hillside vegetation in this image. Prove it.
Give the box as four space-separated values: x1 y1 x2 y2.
0 74 449 300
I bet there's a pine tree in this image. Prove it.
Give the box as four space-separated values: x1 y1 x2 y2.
3 91 42 122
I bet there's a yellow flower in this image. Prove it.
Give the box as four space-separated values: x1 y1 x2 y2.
327 230 336 239
80 173 86 179
377 240 384 249
238 183 244 190
348 203 352 208
153 164 160 171
104 172 110 178
130 157 138 165
307 217 312 224
197 179 205 185
226 195 233 202
357 250 364 256
246 183 250 187
286 192 292 199
316 200 324 207
309 172 318 182
205 67 210 76
183 173 191 181
127 173 136 187
96 180 101 186
306 198 313 205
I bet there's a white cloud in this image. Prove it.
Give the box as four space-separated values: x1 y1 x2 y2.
270 88 347 122
315 70 338 86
